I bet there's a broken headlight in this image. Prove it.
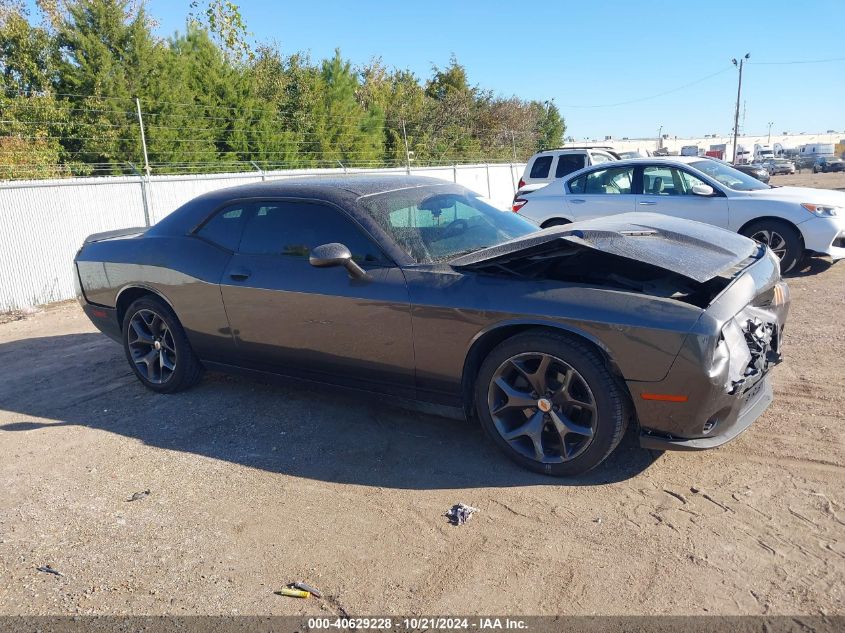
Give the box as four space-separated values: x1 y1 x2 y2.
801 203 841 217
721 319 752 393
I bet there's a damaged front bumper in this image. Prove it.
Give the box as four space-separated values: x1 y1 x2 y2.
629 250 789 451
638 369 774 451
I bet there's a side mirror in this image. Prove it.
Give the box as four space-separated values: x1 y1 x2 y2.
309 243 368 280
691 184 715 197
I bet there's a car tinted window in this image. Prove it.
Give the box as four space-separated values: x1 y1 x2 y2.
196 204 248 251
555 154 586 178
590 152 612 164
569 166 633 195
238 201 384 262
529 156 553 178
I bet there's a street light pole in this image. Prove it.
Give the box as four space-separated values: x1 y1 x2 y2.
731 53 750 164
767 121 774 145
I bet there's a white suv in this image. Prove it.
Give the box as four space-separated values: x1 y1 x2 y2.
516 147 619 199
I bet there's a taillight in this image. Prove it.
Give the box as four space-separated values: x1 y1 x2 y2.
512 198 528 212
518 178 526 189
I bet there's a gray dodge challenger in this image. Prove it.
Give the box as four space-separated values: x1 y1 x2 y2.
75 175 790 476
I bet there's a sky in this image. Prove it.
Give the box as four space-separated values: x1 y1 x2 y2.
30 0 845 139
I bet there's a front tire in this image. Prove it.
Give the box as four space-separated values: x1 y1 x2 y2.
122 296 204 393
740 219 803 273
474 331 629 476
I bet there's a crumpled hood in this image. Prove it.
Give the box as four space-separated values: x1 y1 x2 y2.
451 212 760 283
743 186 845 206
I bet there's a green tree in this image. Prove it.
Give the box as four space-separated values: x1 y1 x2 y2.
54 0 161 168
535 100 565 151
312 50 383 167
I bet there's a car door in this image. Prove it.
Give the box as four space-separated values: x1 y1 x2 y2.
563 165 636 219
219 199 415 397
635 165 730 228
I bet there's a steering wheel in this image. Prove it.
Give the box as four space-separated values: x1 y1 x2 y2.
439 218 469 240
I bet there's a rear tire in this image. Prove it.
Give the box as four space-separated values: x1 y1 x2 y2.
740 219 803 273
474 331 629 477
122 296 204 393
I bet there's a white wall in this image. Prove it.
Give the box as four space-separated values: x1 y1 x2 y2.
0 163 525 311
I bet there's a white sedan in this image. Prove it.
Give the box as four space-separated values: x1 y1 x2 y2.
512 156 845 272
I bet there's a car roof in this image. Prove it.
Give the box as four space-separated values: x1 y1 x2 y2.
564 156 706 172
533 146 616 156
197 174 448 199
147 174 459 238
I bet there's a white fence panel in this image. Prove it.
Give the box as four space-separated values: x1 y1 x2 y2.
147 173 264 223
0 177 147 310
0 162 525 311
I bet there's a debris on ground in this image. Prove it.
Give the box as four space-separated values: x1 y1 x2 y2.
293 581 322 598
0 306 40 325
36 565 64 577
276 587 310 599
446 503 479 526
664 489 689 504
126 489 150 502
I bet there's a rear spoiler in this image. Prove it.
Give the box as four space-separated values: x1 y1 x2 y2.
84 227 147 244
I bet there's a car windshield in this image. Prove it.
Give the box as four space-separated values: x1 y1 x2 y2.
360 185 538 263
689 160 770 191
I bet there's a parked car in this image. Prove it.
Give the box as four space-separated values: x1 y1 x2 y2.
763 159 796 175
617 150 650 159
733 163 771 184
517 147 619 197
513 157 845 272
76 175 789 476
813 156 845 173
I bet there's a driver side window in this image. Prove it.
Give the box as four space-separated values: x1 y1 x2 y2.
238 201 385 263
677 170 710 194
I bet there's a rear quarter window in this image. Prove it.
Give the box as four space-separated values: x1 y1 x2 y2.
195 205 248 251
529 156 553 179
555 154 586 178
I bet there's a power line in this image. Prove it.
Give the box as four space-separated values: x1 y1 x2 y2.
750 55 845 65
556 67 733 108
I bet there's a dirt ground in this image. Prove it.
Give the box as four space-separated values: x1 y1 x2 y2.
771 170 845 190
1 213 844 618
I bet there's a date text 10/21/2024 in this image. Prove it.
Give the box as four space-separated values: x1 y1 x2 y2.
307 617 529 630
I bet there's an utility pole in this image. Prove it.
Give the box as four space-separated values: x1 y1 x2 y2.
767 121 774 145
135 97 150 177
731 53 750 164
401 119 411 175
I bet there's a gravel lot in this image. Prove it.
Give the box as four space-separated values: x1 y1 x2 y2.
770 170 845 190
1 180 844 616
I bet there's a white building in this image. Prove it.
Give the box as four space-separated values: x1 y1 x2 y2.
566 132 844 161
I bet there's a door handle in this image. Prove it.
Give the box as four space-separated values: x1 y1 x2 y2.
229 267 251 281
569 198 586 204
638 201 657 206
